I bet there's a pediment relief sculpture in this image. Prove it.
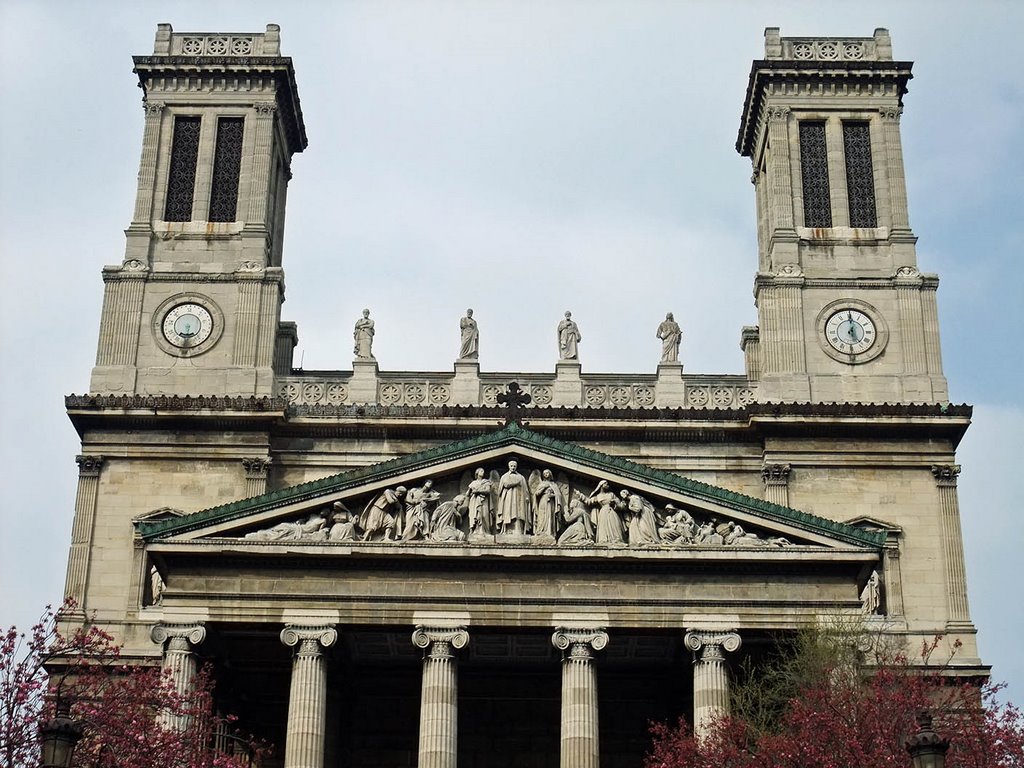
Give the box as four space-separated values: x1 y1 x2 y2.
233 459 798 550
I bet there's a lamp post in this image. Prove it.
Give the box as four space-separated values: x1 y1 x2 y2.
905 710 950 768
39 699 83 768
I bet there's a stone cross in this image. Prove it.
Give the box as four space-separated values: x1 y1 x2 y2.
496 382 532 424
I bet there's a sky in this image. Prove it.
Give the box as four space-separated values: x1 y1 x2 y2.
1 0 1021 703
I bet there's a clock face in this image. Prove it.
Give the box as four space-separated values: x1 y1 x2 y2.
825 309 876 355
162 303 214 348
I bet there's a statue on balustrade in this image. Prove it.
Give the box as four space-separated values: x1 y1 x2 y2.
359 486 406 541
353 308 375 359
656 312 681 363
588 480 625 545
531 469 564 542
459 309 479 360
557 311 582 360
497 460 532 536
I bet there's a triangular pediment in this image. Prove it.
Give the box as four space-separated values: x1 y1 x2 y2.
138 423 884 551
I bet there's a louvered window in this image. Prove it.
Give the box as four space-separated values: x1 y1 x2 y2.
843 122 877 228
799 121 832 227
163 116 201 222
208 117 244 222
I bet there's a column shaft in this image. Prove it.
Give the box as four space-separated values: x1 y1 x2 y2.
64 456 104 608
151 623 207 732
684 631 741 740
932 466 970 623
413 626 469 768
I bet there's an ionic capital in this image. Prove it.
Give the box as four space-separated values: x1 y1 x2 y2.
75 455 105 477
242 457 272 478
931 464 961 487
879 105 903 122
412 625 469 660
552 627 609 661
151 622 207 652
684 630 741 662
280 624 338 656
761 463 791 486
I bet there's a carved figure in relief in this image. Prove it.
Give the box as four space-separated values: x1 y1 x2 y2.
588 480 625 545
531 469 563 541
430 494 468 542
557 311 582 360
558 495 595 545
659 504 697 545
402 480 441 541
359 486 406 541
149 566 165 605
353 308 375 359
621 490 661 546
497 460 532 535
459 309 479 360
694 519 725 546
467 468 496 535
656 312 681 363
328 502 357 541
244 512 328 541
861 569 882 615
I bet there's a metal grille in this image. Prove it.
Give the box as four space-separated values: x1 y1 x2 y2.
799 122 832 228
843 122 877 228
208 117 244 222
163 116 201 222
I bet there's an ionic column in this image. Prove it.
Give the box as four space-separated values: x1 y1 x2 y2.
761 463 791 507
931 466 971 625
412 626 469 768
879 106 910 232
150 623 207 731
132 101 165 223
242 457 272 498
64 455 105 611
552 627 608 768
683 630 741 740
280 625 338 768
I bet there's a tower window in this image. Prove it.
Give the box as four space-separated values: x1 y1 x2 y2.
163 116 202 222
843 122 877 228
208 117 245 222
799 122 832 228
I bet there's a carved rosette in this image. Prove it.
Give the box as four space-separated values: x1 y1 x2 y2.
551 627 609 661
280 625 339 656
75 455 105 478
683 630 742 662
412 625 470 660
931 464 961 487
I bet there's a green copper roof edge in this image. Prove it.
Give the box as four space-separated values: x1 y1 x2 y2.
139 421 884 548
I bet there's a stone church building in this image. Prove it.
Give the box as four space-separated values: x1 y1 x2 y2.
62 24 984 768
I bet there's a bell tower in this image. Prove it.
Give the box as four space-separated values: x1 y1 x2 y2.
737 28 948 404
89 23 306 396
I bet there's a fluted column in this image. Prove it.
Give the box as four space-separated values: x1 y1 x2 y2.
764 106 795 232
280 625 337 768
150 623 207 731
931 466 971 625
552 627 608 768
895 267 927 374
132 101 165 223
412 626 469 768
63 455 105 611
761 463 791 507
242 457 272 498
683 630 741 739
246 103 277 224
96 262 148 366
879 106 910 232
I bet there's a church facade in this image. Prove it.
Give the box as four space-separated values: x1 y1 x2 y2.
62 24 983 768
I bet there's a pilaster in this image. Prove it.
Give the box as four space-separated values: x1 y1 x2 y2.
280 624 338 768
246 102 277 227
761 463 791 507
131 101 165 225
412 625 470 768
879 106 911 234
63 456 105 611
764 106 795 236
683 630 741 739
552 627 608 768
151 623 207 731
894 267 927 376
242 457 272 497
931 465 971 626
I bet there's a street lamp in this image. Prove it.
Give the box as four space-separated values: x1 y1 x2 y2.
905 710 951 768
39 699 83 768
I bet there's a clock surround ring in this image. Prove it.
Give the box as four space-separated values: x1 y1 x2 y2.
152 293 225 358
815 298 888 365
